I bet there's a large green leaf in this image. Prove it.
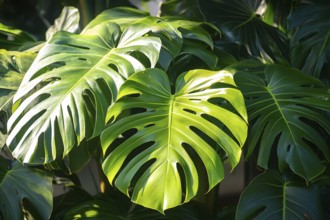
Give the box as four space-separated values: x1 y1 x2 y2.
198 0 289 63
0 157 53 220
0 50 36 148
6 20 161 164
231 62 330 181
101 68 247 212
289 2 330 85
236 171 324 220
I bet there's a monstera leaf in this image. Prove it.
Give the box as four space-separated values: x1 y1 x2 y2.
101 68 248 212
198 0 289 63
6 19 161 164
231 62 330 181
0 50 36 148
236 170 324 220
0 157 53 220
83 7 218 70
289 2 330 84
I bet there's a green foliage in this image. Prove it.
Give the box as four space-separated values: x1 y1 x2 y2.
0 0 329 219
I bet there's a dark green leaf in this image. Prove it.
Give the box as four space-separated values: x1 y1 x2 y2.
64 190 211 220
236 171 324 220
51 187 93 220
0 157 53 220
231 62 330 181
289 2 330 85
161 0 205 21
198 0 289 63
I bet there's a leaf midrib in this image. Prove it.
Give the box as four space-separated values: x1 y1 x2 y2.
266 87 296 144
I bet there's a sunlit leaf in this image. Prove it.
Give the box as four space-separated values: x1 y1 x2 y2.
6 20 161 164
101 68 247 212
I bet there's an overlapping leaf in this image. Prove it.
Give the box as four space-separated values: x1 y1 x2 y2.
289 2 330 84
0 157 53 220
232 62 330 181
6 20 161 164
83 7 218 70
236 171 324 220
101 68 247 212
0 50 36 148
0 23 37 50
198 0 289 63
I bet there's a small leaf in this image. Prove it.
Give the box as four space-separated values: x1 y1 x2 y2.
0 157 53 220
101 68 247 212
236 171 324 220
46 6 80 40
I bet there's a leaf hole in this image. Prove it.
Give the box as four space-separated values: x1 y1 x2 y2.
129 157 157 192
189 126 226 158
183 108 196 115
96 78 115 105
144 124 155 128
181 142 210 194
123 93 141 98
104 128 139 157
128 51 151 67
176 163 187 203
210 82 236 89
67 44 90 50
108 63 119 73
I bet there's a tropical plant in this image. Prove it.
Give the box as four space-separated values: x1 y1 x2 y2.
0 0 329 219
